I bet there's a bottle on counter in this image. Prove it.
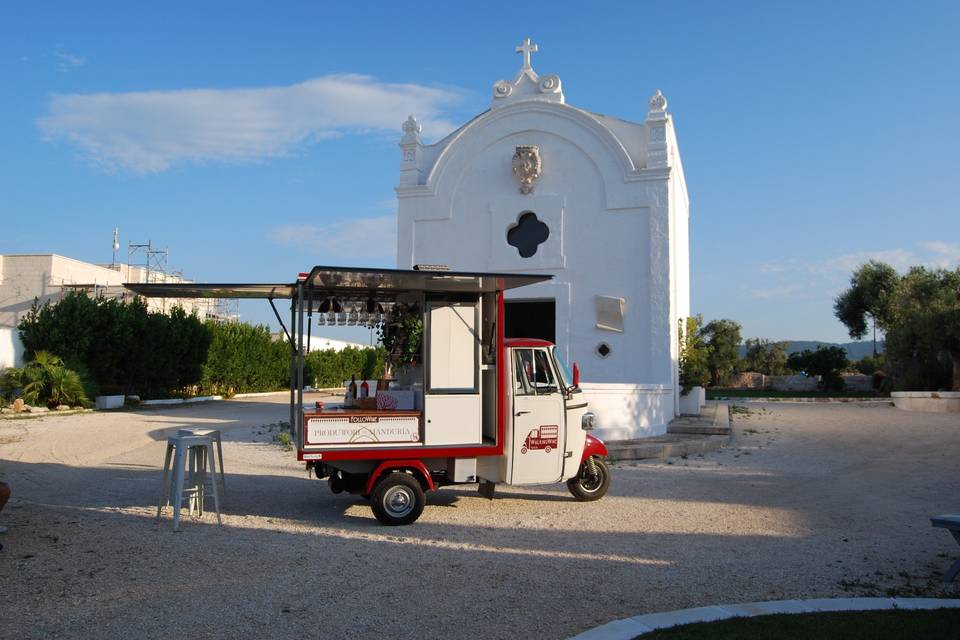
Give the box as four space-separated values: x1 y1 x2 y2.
360 379 369 399
349 375 358 400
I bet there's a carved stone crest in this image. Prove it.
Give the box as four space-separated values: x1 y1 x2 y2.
511 145 541 195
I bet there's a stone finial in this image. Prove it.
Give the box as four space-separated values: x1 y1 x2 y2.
400 115 422 144
648 89 668 113
491 37 564 107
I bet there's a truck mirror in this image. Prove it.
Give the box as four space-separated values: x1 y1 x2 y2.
572 362 580 388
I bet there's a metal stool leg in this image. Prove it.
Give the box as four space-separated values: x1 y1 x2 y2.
156 443 174 521
215 432 226 495
197 445 207 517
171 443 187 532
207 442 222 526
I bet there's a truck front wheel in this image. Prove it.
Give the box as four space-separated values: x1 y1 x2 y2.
370 472 426 525
567 456 610 502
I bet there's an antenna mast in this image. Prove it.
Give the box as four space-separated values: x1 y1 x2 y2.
111 228 120 268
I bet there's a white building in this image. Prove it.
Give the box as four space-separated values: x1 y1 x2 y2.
0 253 225 369
395 39 690 439
272 333 368 353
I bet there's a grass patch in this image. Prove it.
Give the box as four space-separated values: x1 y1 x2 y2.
707 389 887 399
729 404 753 416
636 609 960 639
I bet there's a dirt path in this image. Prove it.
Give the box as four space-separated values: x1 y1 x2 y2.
1 399 958 639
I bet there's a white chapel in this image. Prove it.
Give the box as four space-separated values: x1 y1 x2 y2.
395 38 691 440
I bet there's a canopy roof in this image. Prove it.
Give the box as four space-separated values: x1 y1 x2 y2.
124 266 551 300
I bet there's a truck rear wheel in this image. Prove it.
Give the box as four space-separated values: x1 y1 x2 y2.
370 472 425 525
567 457 610 502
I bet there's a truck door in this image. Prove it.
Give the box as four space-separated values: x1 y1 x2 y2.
510 347 565 485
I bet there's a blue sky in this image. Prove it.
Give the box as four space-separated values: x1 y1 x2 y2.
2 1 958 344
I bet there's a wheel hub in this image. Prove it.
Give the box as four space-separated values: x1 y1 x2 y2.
384 486 414 517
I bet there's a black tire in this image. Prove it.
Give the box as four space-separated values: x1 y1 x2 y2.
567 457 610 502
370 472 426 525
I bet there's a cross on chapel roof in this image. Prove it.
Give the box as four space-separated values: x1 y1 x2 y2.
516 37 538 71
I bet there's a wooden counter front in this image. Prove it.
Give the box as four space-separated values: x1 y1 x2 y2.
303 408 423 448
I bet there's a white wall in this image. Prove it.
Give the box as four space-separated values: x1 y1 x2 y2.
0 253 220 328
0 327 24 371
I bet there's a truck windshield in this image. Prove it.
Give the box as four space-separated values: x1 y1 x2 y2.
553 349 573 388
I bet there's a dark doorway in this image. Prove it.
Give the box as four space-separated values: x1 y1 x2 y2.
505 300 556 344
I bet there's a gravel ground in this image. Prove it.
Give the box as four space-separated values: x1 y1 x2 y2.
1 397 958 639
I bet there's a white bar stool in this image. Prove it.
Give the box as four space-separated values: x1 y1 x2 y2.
178 428 226 495
156 433 222 531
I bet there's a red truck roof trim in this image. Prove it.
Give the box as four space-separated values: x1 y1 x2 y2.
504 338 555 348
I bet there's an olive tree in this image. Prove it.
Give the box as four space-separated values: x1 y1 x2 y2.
833 260 898 356
742 338 789 375
835 262 960 391
700 319 742 386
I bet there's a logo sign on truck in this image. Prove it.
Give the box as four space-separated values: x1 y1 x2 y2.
521 425 558 454
306 415 420 446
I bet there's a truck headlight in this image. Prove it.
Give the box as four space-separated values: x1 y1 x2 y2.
581 412 596 431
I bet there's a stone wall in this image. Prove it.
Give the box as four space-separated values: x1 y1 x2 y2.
725 371 818 391
727 372 764 389
840 374 874 391
768 375 819 391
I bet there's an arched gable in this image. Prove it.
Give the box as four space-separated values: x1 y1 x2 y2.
422 101 640 207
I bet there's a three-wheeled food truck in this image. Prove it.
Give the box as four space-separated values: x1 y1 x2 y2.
128 266 610 525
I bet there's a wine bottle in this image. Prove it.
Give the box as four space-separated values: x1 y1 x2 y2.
349 375 358 399
360 379 369 399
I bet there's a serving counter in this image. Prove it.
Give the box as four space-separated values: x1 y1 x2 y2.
302 406 423 448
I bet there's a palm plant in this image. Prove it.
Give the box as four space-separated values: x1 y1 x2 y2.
1 351 90 408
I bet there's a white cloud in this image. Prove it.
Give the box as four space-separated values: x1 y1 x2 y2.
919 241 960 269
813 248 917 274
55 51 86 72
37 74 462 173
270 215 396 260
748 283 811 299
749 241 960 303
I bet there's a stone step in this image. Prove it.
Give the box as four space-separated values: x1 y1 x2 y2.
606 402 732 461
667 424 730 435
607 434 729 461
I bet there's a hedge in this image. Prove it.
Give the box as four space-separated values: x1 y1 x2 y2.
304 346 386 389
18 294 209 398
17 293 385 399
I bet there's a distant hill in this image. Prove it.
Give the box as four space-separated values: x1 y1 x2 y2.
738 340 883 361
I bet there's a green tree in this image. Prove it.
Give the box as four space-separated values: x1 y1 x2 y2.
786 346 849 391
833 260 898 355
885 267 960 391
679 315 710 393
701 319 742 386
853 353 886 376
835 263 960 391
742 338 789 375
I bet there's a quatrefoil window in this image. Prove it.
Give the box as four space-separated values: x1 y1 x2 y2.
507 212 549 258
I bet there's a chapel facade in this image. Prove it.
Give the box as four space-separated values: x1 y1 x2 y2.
395 39 691 439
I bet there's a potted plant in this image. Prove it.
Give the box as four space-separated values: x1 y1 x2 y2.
377 303 423 386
